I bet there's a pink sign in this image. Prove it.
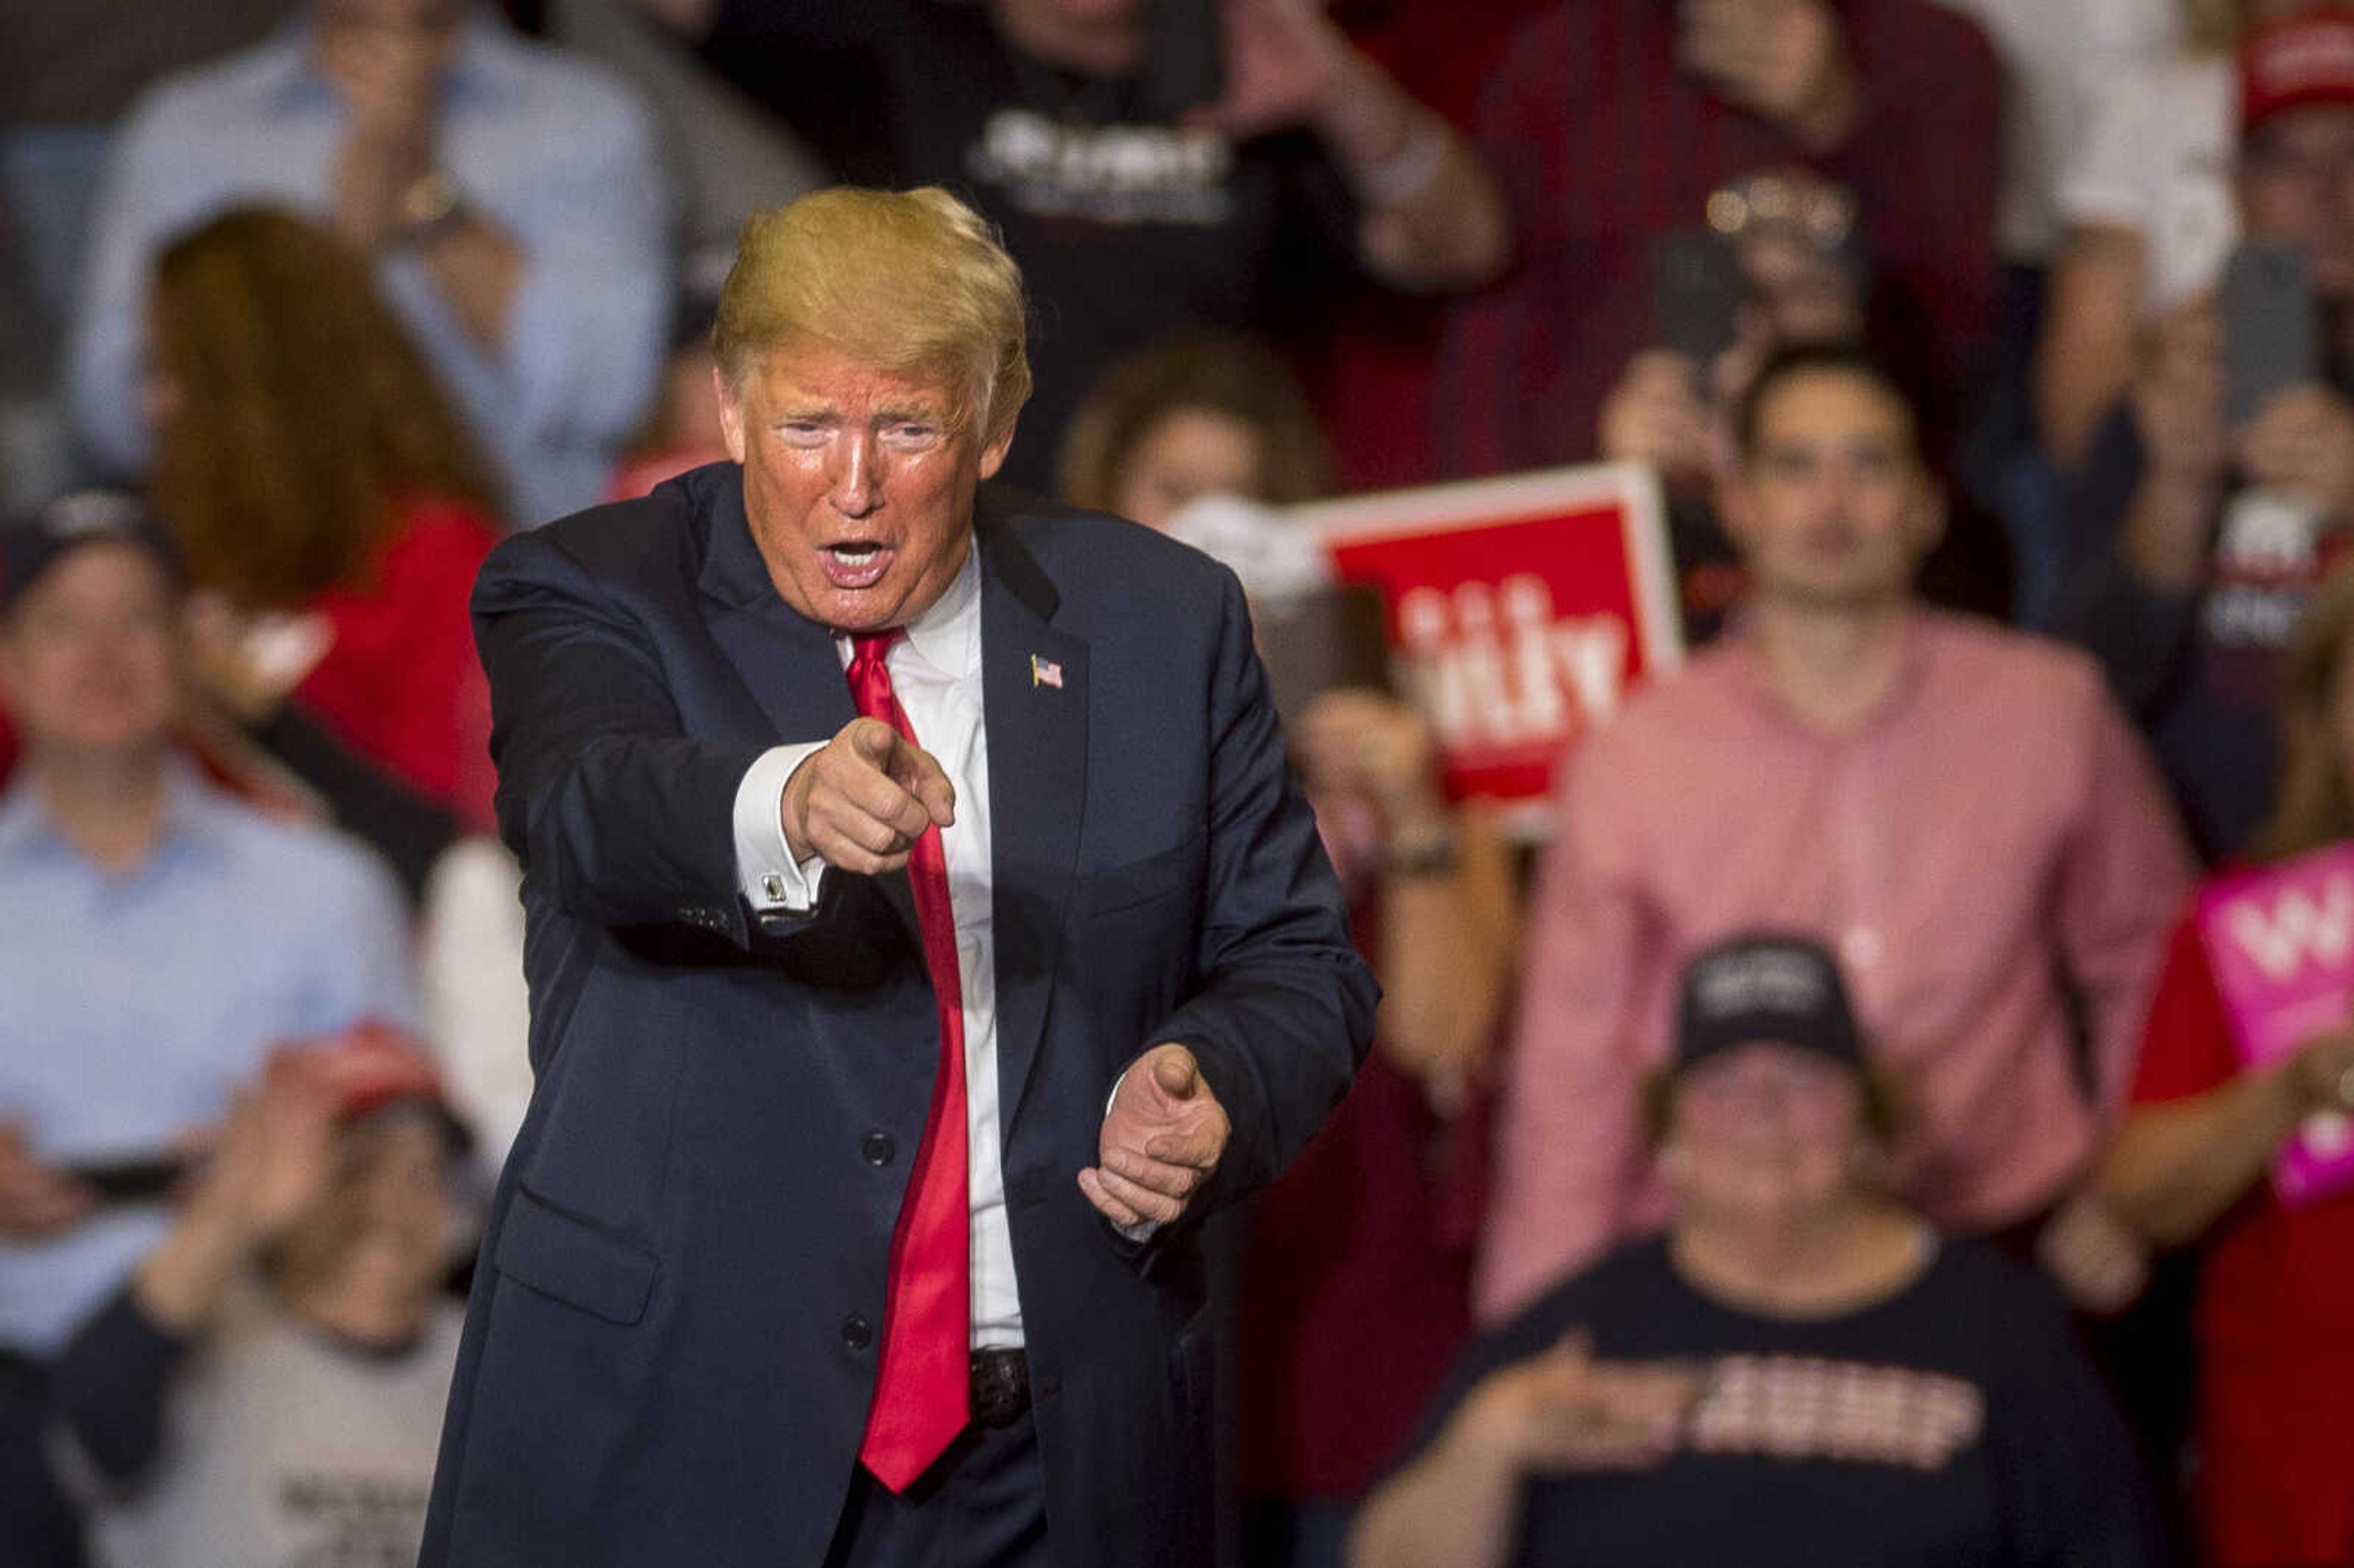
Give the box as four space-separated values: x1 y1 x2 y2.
2195 843 2354 1206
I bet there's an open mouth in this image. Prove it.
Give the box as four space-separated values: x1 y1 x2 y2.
820 541 894 590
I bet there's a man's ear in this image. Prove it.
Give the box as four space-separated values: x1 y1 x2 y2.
977 422 1016 482
716 365 747 464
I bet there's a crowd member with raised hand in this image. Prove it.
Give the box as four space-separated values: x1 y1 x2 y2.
4 1033 470 1568
67 0 670 530
0 1044 338 1568
1931 0 2177 285
1437 0 2000 484
1599 168 1869 639
1480 344 2190 1328
67 1033 469 1568
140 207 500 889
0 493 414 1345
634 0 1510 492
1355 935 2165 1568
2060 10 2354 862
1921 0 2178 627
2100 563 2354 1568
1595 169 2021 628
2038 0 2315 469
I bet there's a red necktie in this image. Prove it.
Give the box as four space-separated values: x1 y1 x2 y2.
847 630 972 1490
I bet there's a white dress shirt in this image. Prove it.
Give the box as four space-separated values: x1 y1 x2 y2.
729 549 1026 1348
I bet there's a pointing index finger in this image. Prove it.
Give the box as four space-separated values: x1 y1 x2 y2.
893 739 956 829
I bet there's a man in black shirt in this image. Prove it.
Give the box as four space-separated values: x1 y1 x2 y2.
633 0 1509 488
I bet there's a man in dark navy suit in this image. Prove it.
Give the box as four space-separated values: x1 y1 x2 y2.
417 185 1376 1568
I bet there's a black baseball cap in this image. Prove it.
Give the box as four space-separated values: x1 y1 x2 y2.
0 492 185 615
1674 934 1865 1075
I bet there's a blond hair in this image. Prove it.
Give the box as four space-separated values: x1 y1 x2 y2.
2251 564 2354 861
714 186 1032 450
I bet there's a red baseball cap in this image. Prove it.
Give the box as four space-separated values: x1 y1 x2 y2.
279 1022 470 1147
2242 10 2354 134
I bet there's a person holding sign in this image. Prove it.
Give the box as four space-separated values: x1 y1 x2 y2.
2102 563 2354 1568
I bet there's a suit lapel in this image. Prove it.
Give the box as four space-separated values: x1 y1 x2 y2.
696 474 921 943
977 500 1087 1143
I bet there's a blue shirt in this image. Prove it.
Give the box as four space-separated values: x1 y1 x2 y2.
0 769 415 1355
66 9 671 530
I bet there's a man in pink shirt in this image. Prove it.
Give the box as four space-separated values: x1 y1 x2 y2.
1480 343 2193 1323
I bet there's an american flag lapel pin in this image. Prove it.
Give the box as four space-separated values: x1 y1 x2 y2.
1030 654 1064 690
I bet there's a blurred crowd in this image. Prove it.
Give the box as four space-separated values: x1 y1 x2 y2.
6 0 2354 1565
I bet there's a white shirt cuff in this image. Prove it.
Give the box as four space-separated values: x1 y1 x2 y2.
734 743 830 912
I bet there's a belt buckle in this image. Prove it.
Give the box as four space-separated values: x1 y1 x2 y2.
969 1349 1029 1429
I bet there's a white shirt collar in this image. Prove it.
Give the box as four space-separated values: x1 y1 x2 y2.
874 536 981 682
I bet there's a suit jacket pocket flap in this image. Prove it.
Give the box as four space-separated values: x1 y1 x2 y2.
497 1186 660 1325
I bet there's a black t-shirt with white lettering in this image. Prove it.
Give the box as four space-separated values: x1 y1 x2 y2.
1393 1237 2164 1568
701 0 1360 490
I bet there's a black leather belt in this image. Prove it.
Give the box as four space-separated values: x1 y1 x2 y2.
969 1349 1031 1429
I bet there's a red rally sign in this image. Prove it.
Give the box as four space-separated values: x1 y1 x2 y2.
1293 464 1685 834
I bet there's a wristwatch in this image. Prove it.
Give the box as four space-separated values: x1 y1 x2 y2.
396 170 467 245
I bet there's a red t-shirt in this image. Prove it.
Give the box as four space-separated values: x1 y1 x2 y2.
2131 906 2354 1567
294 499 499 834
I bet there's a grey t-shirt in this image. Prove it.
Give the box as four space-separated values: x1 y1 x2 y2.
88 1293 462 1568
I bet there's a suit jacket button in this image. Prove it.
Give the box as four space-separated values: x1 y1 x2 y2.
861 1132 896 1167
841 1314 873 1351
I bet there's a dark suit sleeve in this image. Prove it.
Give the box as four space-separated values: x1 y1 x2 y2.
474 528 770 943
1150 569 1379 1213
